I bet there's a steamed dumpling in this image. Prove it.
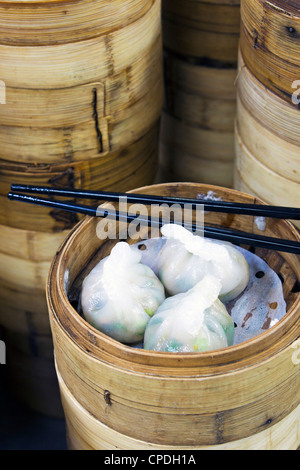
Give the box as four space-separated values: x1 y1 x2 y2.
157 224 250 303
144 274 234 353
81 242 166 344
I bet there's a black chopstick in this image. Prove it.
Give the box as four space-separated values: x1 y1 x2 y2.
10 183 300 220
7 191 300 254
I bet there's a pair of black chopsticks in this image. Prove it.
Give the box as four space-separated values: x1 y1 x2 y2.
7 184 300 254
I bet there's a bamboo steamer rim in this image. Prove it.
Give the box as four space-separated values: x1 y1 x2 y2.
47 183 300 374
244 0 300 17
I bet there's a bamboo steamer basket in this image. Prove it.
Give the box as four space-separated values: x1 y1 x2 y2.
164 53 237 132
240 0 300 103
47 182 300 450
161 113 235 160
0 0 163 417
162 0 240 64
160 9 239 187
160 112 235 187
0 124 159 232
159 143 234 188
0 0 163 163
0 37 163 164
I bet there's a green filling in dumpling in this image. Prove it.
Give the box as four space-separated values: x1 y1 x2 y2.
144 274 234 353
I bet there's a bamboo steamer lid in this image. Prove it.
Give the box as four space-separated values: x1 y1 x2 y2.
47 182 300 449
162 0 240 63
240 0 300 103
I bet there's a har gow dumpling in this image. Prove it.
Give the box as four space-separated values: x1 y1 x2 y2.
143 274 234 353
158 224 250 303
81 242 166 344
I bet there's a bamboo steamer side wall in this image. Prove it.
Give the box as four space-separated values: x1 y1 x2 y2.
234 52 300 230
0 0 155 45
58 370 300 450
162 0 240 63
160 0 240 187
0 1 163 163
0 125 160 232
240 0 300 104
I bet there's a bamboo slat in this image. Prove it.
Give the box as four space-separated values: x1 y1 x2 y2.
47 182 300 449
235 51 300 230
240 0 300 103
164 58 236 132
0 287 50 335
0 224 69 262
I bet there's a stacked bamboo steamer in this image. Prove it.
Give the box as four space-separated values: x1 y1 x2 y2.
159 0 240 187
0 0 163 416
47 182 300 450
235 0 300 229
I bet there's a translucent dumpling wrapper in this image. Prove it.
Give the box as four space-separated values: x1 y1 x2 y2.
144 274 235 353
81 242 166 344
158 224 250 303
